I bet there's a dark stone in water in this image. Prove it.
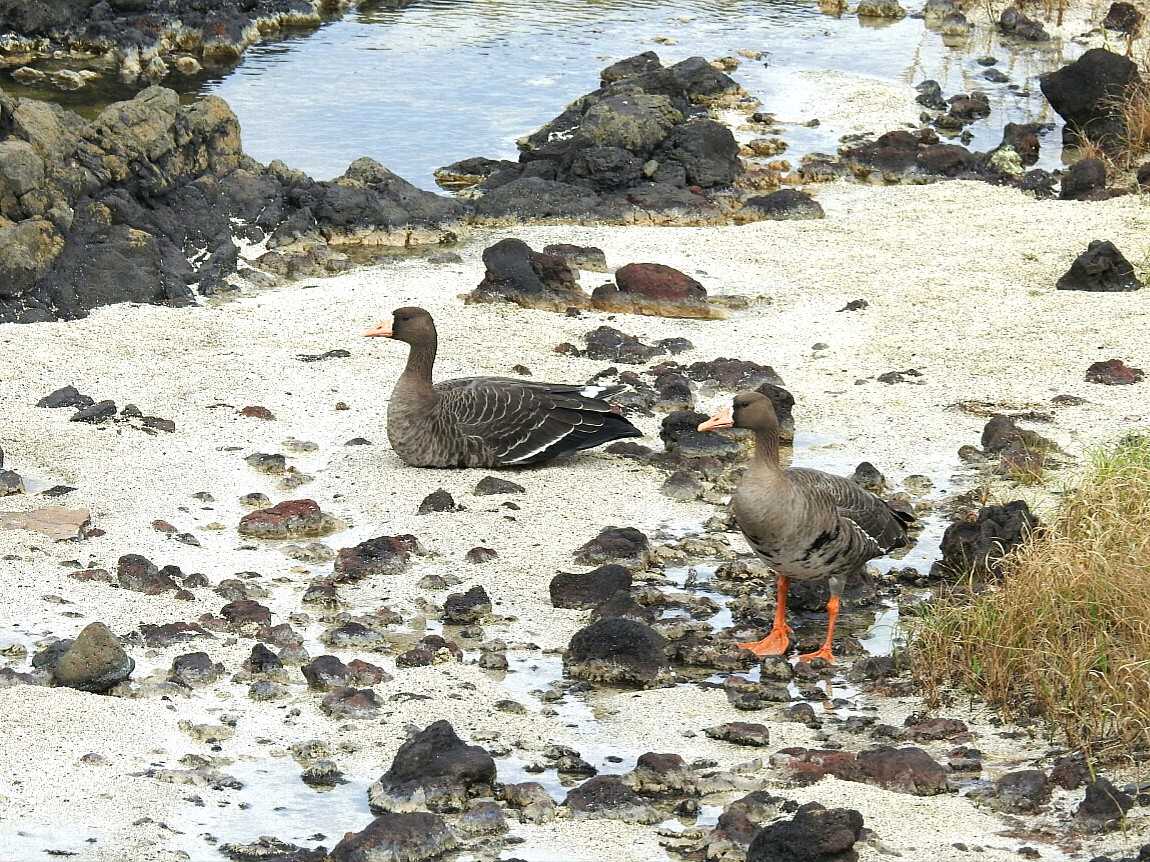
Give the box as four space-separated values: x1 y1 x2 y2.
565 617 668 687
368 720 496 813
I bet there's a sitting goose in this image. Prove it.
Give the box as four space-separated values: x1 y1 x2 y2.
698 391 913 663
364 307 642 467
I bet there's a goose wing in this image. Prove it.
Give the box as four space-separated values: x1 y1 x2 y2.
434 377 641 466
789 467 912 555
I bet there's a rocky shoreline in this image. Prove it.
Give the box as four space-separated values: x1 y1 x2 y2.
0 0 361 89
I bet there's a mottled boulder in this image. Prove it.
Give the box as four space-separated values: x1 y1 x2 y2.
1057 241 1142 292
856 747 949 796
1086 358 1144 384
1060 158 1108 200
1075 777 1134 832
542 243 608 272
48 623 134 692
856 0 906 18
591 262 723 319
746 802 864 862
238 499 337 539
704 791 790 860
993 769 1051 813
738 189 825 222
321 687 382 720
329 812 456 862
573 526 652 567
564 775 662 824
550 564 633 609
467 238 584 310
931 501 1037 579
334 534 417 581
220 599 272 627
565 617 668 687
1040 49 1140 147
368 721 496 813
704 722 771 747
657 119 742 188
442 586 492 624
117 553 179 594
170 652 223 687
302 655 352 691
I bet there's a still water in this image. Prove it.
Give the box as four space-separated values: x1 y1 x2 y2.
196 0 1080 187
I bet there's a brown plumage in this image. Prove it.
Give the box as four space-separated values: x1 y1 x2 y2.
364 307 642 468
698 391 913 662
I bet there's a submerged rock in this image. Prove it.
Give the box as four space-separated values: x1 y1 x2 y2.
368 720 496 814
565 617 668 687
1057 241 1142 292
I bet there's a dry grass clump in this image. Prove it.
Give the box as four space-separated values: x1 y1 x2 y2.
913 435 1150 761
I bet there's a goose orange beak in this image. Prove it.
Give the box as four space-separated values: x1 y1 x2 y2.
363 322 393 338
698 407 733 432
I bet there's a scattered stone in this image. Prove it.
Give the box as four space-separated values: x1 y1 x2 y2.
1040 49 1140 149
170 652 224 687
48 623 134 692
37 386 94 409
994 769 1051 813
418 489 459 514
542 243 608 272
550 564 633 609
705 722 771 747
321 687 382 719
473 476 524 496
0 507 91 541
368 720 496 813
746 802 864 862
999 6 1049 40
565 617 668 687
335 534 417 581
1057 241 1142 292
573 526 652 567
245 453 286 474
71 400 117 423
239 405 275 420
737 189 824 222
117 554 179 594
1060 158 1108 201
932 501 1037 579
238 499 338 539
856 0 906 18
220 599 273 627
1076 777 1134 832
328 812 456 862
1103 1 1143 33
465 547 498 563
1086 359 1144 385
443 586 492 624
564 775 662 824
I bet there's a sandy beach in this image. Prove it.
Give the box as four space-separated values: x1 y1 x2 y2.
1 176 1148 860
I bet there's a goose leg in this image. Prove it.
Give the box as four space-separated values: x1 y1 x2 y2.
737 576 792 657
799 588 841 665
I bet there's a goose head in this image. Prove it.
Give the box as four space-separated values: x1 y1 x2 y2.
698 391 779 434
364 306 437 345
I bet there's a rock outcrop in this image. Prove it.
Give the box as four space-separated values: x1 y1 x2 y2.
0 86 462 322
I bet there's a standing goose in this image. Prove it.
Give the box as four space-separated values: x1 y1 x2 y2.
364 307 642 468
698 391 913 663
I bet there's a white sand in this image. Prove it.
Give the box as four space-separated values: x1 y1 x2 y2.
1 179 1148 861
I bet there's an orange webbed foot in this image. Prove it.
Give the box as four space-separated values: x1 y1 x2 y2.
737 627 792 657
